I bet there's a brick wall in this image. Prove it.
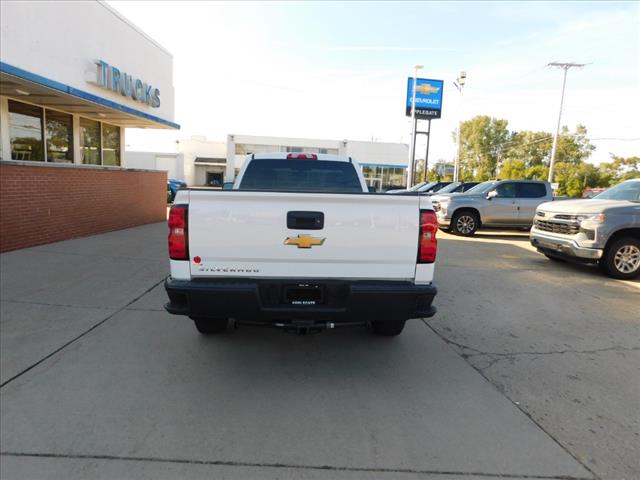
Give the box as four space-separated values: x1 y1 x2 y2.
0 162 167 252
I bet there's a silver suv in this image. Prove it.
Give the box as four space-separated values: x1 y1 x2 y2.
530 179 640 279
434 180 554 236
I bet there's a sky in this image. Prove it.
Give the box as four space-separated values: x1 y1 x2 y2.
108 0 640 165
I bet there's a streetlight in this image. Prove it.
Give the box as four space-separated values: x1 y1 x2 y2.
453 70 466 182
547 62 586 184
407 64 423 188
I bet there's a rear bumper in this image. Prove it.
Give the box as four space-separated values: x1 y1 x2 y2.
530 229 603 261
164 277 437 323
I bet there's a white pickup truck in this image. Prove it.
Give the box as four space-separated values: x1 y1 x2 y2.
164 153 438 336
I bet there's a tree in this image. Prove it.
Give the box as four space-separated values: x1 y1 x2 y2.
495 125 596 195
525 164 549 181
454 115 633 196
501 125 594 171
456 115 510 181
505 131 553 167
412 158 425 184
553 162 603 197
499 158 527 179
554 124 595 164
599 155 640 185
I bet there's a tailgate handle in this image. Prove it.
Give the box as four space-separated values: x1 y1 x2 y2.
287 211 324 230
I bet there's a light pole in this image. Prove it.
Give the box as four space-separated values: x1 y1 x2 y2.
547 62 586 184
407 64 423 188
453 71 466 182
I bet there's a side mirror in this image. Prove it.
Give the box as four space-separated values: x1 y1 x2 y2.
486 190 498 200
222 182 234 190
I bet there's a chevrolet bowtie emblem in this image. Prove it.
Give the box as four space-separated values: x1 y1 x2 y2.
416 84 440 95
284 234 325 249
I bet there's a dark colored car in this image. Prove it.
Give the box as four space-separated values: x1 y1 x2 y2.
432 181 480 195
167 179 187 203
416 181 453 195
388 181 453 195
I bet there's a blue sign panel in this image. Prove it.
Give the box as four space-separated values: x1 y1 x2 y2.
406 78 444 119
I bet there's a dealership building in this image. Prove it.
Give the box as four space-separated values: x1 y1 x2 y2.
128 134 409 192
0 1 178 252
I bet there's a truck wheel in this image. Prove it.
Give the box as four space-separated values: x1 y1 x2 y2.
193 318 228 334
600 237 640 279
371 319 406 336
451 211 479 236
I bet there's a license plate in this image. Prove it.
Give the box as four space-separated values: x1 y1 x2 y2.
283 284 324 305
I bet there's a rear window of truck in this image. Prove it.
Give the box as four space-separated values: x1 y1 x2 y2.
239 159 363 193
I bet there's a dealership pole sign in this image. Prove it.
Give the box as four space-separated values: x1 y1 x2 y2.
406 78 443 119
92 60 160 108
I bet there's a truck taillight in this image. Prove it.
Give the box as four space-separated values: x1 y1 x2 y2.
286 153 317 160
418 210 438 263
168 205 189 260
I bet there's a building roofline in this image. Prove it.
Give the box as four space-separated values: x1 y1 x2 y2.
99 1 173 58
229 133 408 148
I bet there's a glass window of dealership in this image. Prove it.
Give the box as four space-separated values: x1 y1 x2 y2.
6 98 121 166
361 165 407 191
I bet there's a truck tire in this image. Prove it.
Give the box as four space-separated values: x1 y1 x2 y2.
451 211 479 236
371 319 406 336
600 237 640 279
193 318 228 334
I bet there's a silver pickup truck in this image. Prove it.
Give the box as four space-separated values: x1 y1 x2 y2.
531 179 640 279
434 180 555 236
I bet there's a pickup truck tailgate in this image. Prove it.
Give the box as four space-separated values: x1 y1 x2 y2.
188 191 422 280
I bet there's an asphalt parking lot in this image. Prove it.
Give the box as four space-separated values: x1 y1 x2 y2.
1 223 637 480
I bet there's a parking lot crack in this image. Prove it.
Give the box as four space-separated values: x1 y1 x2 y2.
2 299 115 310
0 277 168 389
422 320 638 360
420 322 486 355
421 319 601 480
468 345 639 360
0 452 595 480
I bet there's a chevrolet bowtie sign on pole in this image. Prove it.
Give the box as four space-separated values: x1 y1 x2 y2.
406 77 444 188
405 78 444 119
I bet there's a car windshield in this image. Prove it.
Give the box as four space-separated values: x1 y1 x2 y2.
407 181 428 191
433 182 461 194
464 181 498 194
593 181 640 202
415 181 438 192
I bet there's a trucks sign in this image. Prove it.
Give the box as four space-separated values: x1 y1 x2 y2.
406 78 444 119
